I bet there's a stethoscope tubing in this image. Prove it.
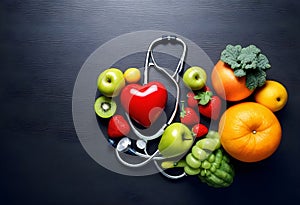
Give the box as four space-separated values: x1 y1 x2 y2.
125 35 187 141
114 35 187 178
114 139 186 179
144 35 187 84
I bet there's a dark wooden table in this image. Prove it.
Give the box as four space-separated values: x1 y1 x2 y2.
1 0 300 204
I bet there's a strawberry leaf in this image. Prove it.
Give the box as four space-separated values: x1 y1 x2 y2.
180 110 186 118
195 91 212 105
180 101 186 118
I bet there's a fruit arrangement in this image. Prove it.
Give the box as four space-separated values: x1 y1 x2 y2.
94 43 288 188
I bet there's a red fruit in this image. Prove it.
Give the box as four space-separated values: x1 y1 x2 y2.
201 85 211 92
180 101 200 126
108 115 130 138
192 124 208 138
187 92 198 108
197 91 222 120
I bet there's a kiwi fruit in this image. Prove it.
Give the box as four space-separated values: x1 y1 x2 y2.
94 96 117 118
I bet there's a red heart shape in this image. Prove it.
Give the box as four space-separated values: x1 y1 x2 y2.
120 81 168 128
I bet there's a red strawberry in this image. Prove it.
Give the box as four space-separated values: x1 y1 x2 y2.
180 101 200 126
201 85 211 92
108 115 130 138
192 123 208 138
187 92 198 108
196 91 222 120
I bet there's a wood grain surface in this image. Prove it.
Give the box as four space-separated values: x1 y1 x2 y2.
1 0 300 204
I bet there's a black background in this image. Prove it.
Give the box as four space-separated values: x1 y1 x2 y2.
1 0 300 204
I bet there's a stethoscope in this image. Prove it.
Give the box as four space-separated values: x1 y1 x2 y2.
112 35 187 179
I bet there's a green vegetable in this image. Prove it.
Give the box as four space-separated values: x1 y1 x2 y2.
191 146 208 161
220 44 271 90
185 131 235 188
184 166 200 175
197 149 234 188
186 153 201 169
160 131 235 188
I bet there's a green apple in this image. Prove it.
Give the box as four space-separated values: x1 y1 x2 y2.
158 123 194 158
97 68 125 97
183 66 207 90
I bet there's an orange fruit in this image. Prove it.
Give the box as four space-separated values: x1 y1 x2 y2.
211 60 254 101
219 102 281 162
254 80 288 112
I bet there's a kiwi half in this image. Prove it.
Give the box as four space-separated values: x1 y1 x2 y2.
94 96 117 118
